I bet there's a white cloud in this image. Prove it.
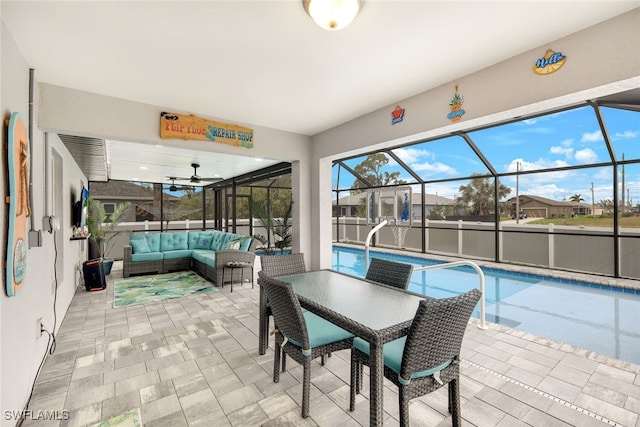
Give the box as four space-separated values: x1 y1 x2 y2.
613 130 638 140
410 161 457 176
393 147 432 164
507 158 570 172
548 138 575 159
574 148 598 163
580 130 603 143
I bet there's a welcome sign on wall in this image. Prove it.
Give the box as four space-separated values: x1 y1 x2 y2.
160 112 254 148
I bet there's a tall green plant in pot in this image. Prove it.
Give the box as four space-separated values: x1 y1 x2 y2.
86 197 131 275
248 197 292 255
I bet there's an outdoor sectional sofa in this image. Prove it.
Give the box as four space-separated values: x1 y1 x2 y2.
123 230 255 285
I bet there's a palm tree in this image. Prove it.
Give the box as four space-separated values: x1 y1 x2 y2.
569 194 585 216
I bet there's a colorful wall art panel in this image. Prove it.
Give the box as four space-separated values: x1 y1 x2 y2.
5 112 30 296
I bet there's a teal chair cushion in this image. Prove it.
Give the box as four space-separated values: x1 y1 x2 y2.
353 337 452 383
288 312 353 351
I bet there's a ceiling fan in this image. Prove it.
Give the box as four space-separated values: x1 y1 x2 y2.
166 177 194 192
167 163 224 186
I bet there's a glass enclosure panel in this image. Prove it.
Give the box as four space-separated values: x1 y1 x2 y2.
600 106 640 162
333 162 359 191
130 182 161 230
392 135 490 180
204 187 217 226
335 152 414 192
469 105 611 172
162 184 203 230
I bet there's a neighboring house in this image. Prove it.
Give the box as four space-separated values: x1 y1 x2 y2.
507 194 594 218
91 180 203 223
333 192 456 220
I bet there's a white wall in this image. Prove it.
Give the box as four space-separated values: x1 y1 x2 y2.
309 9 640 270
1 21 89 424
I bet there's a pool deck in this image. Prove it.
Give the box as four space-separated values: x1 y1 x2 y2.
23 261 640 427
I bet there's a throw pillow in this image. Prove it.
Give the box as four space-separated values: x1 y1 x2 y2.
196 234 212 250
130 239 151 254
226 239 242 250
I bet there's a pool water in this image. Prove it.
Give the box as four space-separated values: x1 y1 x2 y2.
332 246 640 365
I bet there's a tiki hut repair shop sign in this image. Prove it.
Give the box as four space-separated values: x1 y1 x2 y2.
160 112 254 148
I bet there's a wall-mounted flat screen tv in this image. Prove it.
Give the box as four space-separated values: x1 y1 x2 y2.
73 186 89 228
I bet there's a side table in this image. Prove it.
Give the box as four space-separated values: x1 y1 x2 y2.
222 261 254 292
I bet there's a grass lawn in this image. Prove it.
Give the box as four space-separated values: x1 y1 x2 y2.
527 216 640 228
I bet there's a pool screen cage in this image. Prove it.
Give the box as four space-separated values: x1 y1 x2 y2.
366 186 412 247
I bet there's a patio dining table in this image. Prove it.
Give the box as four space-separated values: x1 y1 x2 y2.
272 269 425 426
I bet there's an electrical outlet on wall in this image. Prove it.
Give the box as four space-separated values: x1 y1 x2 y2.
37 317 44 337
37 317 51 338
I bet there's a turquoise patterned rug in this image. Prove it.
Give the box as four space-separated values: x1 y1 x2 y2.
114 271 216 308
93 408 141 426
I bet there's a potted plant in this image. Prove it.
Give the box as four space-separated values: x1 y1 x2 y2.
85 197 131 275
248 197 292 255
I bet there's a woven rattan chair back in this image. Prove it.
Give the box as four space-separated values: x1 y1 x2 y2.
350 288 481 426
258 271 353 418
400 289 481 384
365 257 414 290
258 253 306 355
260 253 306 277
258 271 309 348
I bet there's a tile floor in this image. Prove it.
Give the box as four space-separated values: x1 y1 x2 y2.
22 261 640 427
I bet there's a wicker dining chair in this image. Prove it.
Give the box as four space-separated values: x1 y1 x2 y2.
258 271 354 418
349 288 481 426
365 257 414 290
259 253 307 354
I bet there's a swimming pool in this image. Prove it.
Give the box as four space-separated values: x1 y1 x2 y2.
332 245 640 365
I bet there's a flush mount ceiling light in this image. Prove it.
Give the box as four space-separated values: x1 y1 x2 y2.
303 0 364 31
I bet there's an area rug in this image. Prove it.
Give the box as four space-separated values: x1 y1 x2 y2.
114 271 216 308
92 408 141 427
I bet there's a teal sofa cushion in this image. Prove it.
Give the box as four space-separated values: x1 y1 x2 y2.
209 230 230 251
160 232 188 251
162 249 192 260
187 231 201 249
131 252 163 262
191 250 216 267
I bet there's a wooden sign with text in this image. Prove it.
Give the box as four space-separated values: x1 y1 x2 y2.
160 112 254 148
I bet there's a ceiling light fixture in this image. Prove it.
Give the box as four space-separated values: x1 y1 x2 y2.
302 0 364 31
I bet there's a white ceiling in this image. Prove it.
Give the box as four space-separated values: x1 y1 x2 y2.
3 1 638 185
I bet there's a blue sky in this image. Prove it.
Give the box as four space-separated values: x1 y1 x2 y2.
334 105 640 207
